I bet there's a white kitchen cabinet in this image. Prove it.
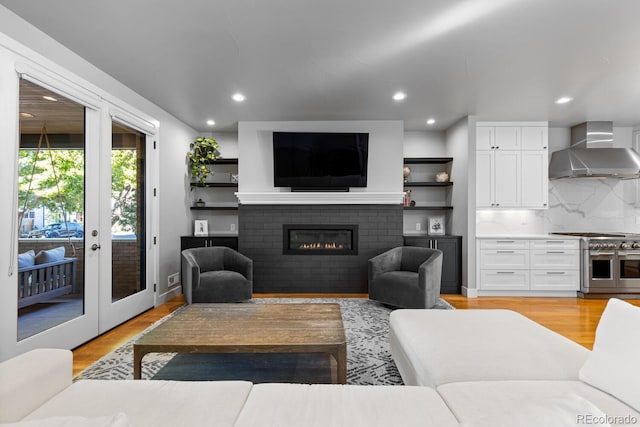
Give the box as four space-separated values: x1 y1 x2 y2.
477 237 580 294
476 150 494 208
521 126 548 150
476 122 549 209
521 150 548 208
494 150 521 207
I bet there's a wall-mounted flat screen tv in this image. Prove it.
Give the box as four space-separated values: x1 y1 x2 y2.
273 132 369 190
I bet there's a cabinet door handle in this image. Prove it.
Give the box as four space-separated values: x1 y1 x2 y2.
546 272 565 275
496 271 515 274
546 251 565 254
497 250 515 253
496 240 515 243
545 241 564 243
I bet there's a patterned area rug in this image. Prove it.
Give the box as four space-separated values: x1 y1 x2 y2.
77 298 453 385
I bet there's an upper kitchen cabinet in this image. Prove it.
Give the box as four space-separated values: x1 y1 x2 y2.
476 122 548 209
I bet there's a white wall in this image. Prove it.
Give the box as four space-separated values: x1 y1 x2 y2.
0 7 198 359
238 121 404 194
445 118 470 290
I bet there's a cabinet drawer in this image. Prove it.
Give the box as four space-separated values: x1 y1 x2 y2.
530 270 580 291
529 239 580 250
479 270 529 290
479 250 529 269
479 239 529 250
530 250 580 270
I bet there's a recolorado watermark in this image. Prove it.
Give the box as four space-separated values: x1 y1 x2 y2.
577 414 638 425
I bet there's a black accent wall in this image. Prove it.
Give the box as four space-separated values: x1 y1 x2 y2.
239 204 403 293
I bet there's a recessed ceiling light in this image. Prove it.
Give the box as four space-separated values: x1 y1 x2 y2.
206 119 215 126
232 93 246 102
20 112 35 118
42 95 58 102
392 92 407 101
426 118 436 125
555 96 573 104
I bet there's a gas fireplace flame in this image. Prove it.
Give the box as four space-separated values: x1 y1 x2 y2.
299 242 345 250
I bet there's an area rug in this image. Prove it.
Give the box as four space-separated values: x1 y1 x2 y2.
77 298 453 385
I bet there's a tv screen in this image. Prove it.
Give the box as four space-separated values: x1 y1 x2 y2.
273 132 369 189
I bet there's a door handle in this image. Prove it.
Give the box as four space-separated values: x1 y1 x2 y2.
91 243 101 251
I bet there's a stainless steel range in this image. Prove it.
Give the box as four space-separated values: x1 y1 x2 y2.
551 232 640 297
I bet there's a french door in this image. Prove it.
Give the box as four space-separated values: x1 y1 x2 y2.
14 74 155 353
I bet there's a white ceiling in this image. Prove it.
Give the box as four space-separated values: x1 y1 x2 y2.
2 0 640 132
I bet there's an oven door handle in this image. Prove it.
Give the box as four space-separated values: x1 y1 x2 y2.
617 251 640 258
590 252 616 256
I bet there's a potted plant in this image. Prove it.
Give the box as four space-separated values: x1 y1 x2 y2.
187 137 220 185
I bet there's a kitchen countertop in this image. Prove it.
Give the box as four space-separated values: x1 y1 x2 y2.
476 234 582 240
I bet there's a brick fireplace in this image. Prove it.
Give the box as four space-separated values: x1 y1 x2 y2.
238 204 403 293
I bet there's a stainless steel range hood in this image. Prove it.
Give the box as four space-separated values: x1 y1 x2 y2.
549 121 640 179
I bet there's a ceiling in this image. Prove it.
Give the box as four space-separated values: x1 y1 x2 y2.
3 0 640 132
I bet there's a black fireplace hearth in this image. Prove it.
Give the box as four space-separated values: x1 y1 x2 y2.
283 224 358 255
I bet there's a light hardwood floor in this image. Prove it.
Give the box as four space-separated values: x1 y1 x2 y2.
71 294 640 377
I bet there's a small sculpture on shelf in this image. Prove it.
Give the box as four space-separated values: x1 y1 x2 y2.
195 198 205 208
435 171 449 182
403 165 411 183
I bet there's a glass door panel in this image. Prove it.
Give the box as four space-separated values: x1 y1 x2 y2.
16 79 87 340
111 122 146 301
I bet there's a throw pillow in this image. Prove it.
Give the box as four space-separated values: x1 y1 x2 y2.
34 247 65 265
459 394 610 427
0 413 130 427
17 250 36 269
579 298 640 413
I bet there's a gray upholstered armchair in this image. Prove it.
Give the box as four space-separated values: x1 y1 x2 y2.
368 246 443 309
181 247 253 304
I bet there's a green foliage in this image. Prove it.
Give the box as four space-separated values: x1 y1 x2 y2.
111 150 138 232
18 149 85 221
19 148 139 233
187 137 219 185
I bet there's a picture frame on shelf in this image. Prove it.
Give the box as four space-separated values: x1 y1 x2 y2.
194 220 208 236
427 216 445 236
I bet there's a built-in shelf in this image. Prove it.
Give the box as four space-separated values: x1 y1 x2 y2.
190 182 238 188
404 206 453 210
204 158 238 165
190 206 239 211
404 182 453 187
403 157 453 164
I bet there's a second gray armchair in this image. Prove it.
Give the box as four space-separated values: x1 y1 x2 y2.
368 246 443 309
181 246 253 304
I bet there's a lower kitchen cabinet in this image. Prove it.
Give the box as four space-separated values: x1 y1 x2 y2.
477 237 580 294
404 235 462 294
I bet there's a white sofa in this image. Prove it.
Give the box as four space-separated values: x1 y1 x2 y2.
1 298 638 426
390 298 640 426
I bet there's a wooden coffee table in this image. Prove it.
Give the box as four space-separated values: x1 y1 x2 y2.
133 303 347 383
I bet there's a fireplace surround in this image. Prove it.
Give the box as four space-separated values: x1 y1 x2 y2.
283 224 358 255
239 204 403 293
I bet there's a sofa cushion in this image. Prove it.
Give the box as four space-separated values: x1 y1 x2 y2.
17 250 36 269
390 309 590 386
24 380 253 427
579 298 640 413
0 413 129 427
458 394 609 427
34 247 65 265
234 383 459 427
437 380 639 427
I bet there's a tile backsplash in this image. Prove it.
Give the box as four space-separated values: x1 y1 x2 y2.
477 179 640 235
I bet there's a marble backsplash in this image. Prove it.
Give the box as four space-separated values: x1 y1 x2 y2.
476 178 640 235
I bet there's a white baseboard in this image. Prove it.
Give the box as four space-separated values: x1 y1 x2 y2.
462 286 478 298
156 285 182 306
